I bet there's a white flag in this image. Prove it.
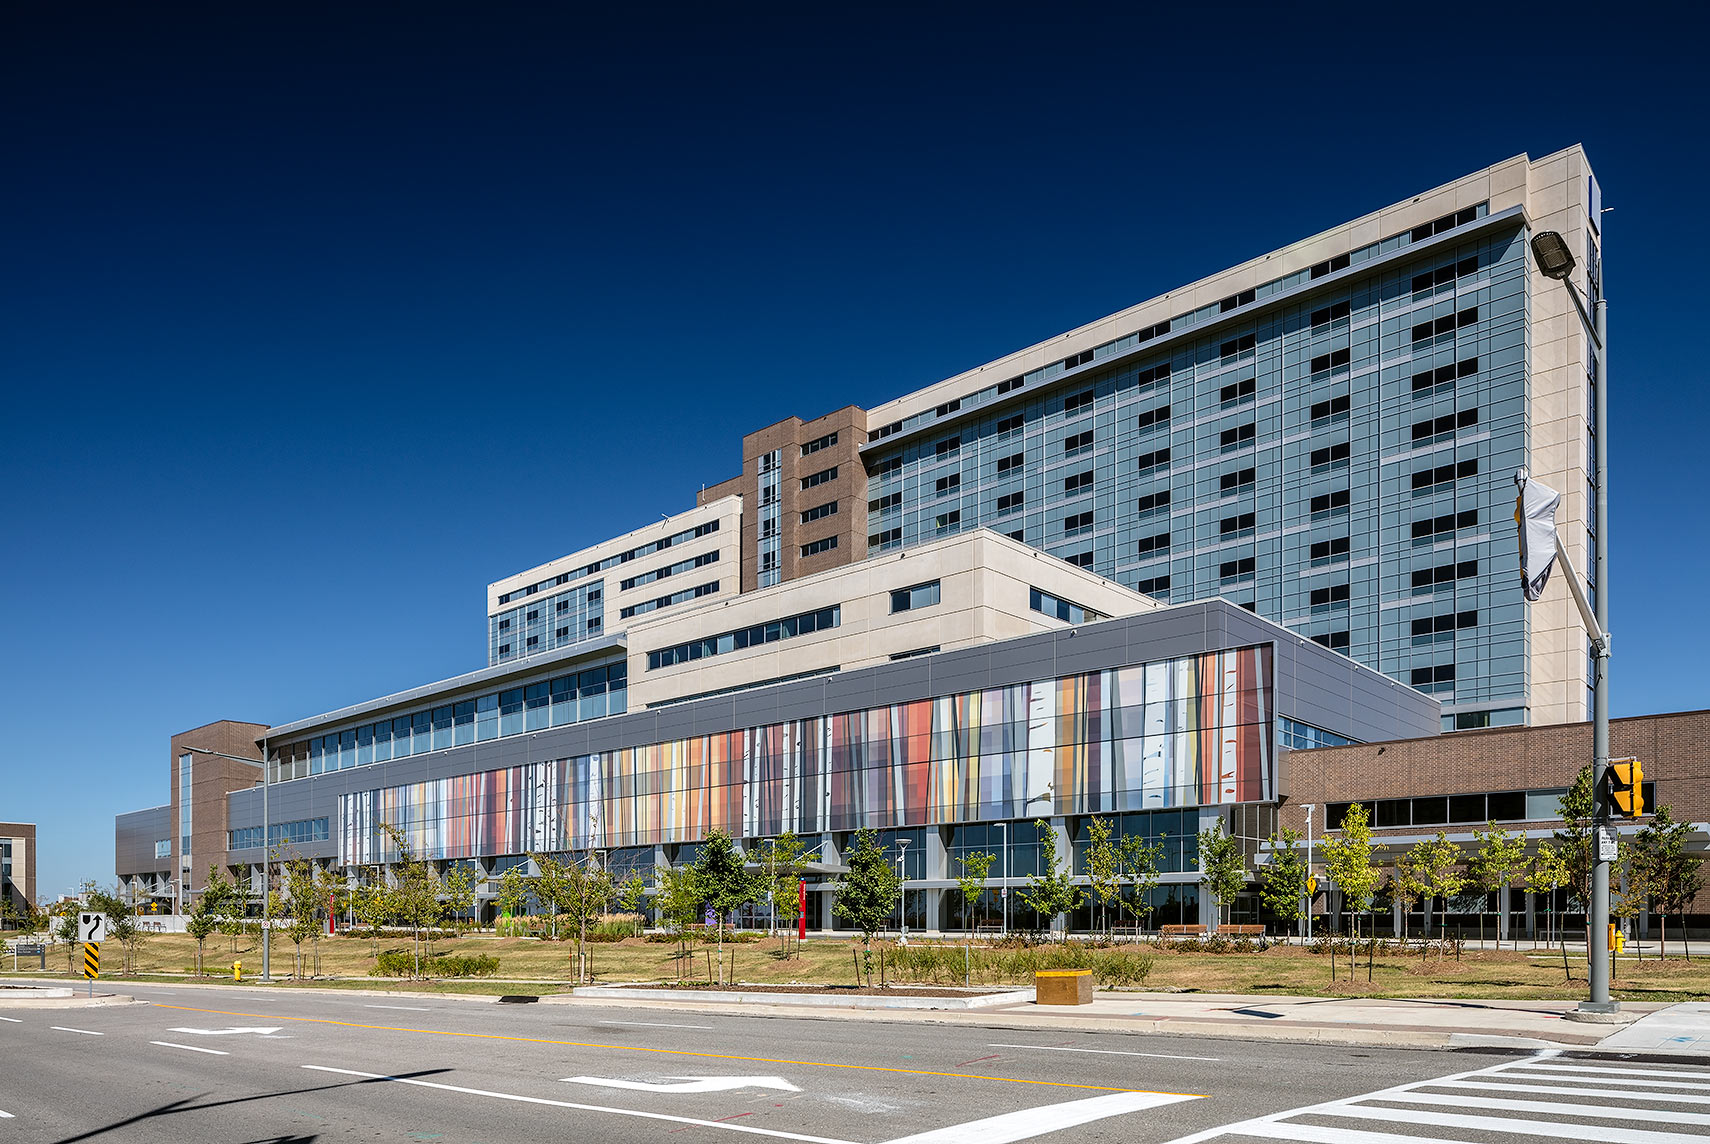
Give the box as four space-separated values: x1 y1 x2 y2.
1515 477 1561 602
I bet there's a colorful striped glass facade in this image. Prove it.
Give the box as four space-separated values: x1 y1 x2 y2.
341 644 1273 864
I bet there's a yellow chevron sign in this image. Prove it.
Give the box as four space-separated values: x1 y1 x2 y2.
83 942 99 979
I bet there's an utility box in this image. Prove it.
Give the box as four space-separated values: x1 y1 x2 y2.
1035 969 1093 1005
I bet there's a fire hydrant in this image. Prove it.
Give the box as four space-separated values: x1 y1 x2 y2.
233 960 243 981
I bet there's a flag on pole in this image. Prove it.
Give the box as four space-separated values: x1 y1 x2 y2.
1515 475 1562 601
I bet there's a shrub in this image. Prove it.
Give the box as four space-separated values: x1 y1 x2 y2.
495 916 531 938
370 948 500 978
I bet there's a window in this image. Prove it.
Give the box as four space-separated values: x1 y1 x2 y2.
1309 252 1351 279
1063 470 1094 495
935 510 961 531
1135 403 1170 432
871 420 904 441
1064 511 1094 537
995 491 1025 514
1310 393 1351 422
1136 489 1170 517
1410 306 1478 343
1063 430 1094 457
801 466 839 489
1411 257 1480 293
996 451 1025 473
618 579 720 618
1061 349 1095 370
1063 389 1095 416
498 617 511 630
1310 441 1350 470
1409 206 1479 243
1412 357 1478 392
1312 630 1350 651
1310 300 1351 328
1220 333 1257 360
1219 556 1255 582
1220 378 1255 405
800 536 838 558
935 437 961 459
1306 485 1347 513
890 580 941 613
647 605 842 670
1411 610 1477 639
526 635 539 648
1411 509 1478 540
1411 408 1478 442
1220 423 1256 451
800 431 839 456
1410 664 1456 692
1030 586 1103 623
526 609 538 621
1220 512 1256 537
498 643 511 656
1005 528 1025 542
557 600 570 613
1136 530 1169 557
1220 467 1255 493
1411 458 1477 491
1066 551 1094 568
556 626 569 639
1135 361 1171 389
617 550 722 591
868 492 901 513
1310 536 1350 564
935 398 962 417
1136 447 1170 474
996 413 1026 436
890 646 941 661
1134 574 1170 597
1309 347 1351 374
875 455 903 477
997 377 1024 394
1310 583 1350 608
1411 559 1478 592
1219 288 1256 312
935 473 961 495
870 527 902 549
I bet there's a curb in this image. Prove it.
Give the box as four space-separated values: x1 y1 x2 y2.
568 985 1034 1010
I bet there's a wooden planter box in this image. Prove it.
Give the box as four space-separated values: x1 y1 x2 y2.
1034 968 1093 1005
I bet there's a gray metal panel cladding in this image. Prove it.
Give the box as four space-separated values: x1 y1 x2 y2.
115 806 171 871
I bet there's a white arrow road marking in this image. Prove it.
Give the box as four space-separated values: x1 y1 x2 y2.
301 1066 851 1144
364 1005 432 1012
50 1027 103 1035
563 1076 801 1094
879 1091 1199 1144
168 1026 284 1036
0 1016 22 1023
0 1107 13 1118
151 1041 230 1056
598 1020 714 1030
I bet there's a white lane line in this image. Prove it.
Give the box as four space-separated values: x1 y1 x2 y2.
50 1026 103 1035
1498 1070 1710 1091
1385 1088 1710 1126
598 1020 714 1030
1445 1078 1710 1105
300 1066 855 1144
150 1041 230 1056
0 1016 22 1023
878 1091 1199 1144
0 1108 12 1119
1325 1103 1709 1144
1517 1061 1710 1080
363 1005 433 1012
988 1042 1221 1063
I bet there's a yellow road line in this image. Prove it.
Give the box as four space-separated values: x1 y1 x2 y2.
152 1003 1205 1096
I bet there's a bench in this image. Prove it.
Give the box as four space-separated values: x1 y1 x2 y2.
1158 925 1206 938
1218 925 1266 937
9 942 46 969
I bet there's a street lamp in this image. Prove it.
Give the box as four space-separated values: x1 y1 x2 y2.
1302 804 1314 942
183 741 271 982
896 839 910 945
1528 228 1615 1015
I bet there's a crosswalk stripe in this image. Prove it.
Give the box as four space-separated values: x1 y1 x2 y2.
1445 1078 1710 1105
1324 1103 1710 1144
1512 1062 1710 1081
1219 1123 1463 1144
1498 1071 1710 1092
1383 1089 1710 1126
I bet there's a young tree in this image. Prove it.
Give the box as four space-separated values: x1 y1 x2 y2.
494 863 531 931
186 899 218 975
1406 832 1466 949
382 824 444 976
441 864 478 935
832 827 901 959
1084 818 1125 937
652 862 703 976
1017 820 1083 939
1115 831 1166 936
1259 828 1308 940
282 858 321 978
1631 806 1701 959
1321 803 1376 981
1468 823 1526 949
529 852 571 940
1197 820 1247 934
1553 765 1596 922
693 829 758 983
759 832 810 954
556 853 617 984
953 848 995 983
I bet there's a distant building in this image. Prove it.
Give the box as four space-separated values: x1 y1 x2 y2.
0 822 37 910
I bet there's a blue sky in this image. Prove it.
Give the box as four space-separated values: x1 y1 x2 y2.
3 4 1706 898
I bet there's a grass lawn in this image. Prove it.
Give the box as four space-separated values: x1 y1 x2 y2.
9 930 1707 1003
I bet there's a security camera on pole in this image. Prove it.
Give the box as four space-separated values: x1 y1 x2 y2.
1519 227 1616 1016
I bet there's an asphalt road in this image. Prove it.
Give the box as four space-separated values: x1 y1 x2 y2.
3 983 1708 1144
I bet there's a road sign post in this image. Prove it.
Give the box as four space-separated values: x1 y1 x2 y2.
83 942 99 996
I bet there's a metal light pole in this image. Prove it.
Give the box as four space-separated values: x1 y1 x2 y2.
184 741 271 982
896 839 910 945
1529 229 1615 1014
1302 804 1314 942
996 822 1009 936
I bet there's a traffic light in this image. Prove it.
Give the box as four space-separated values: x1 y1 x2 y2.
1608 757 1644 817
